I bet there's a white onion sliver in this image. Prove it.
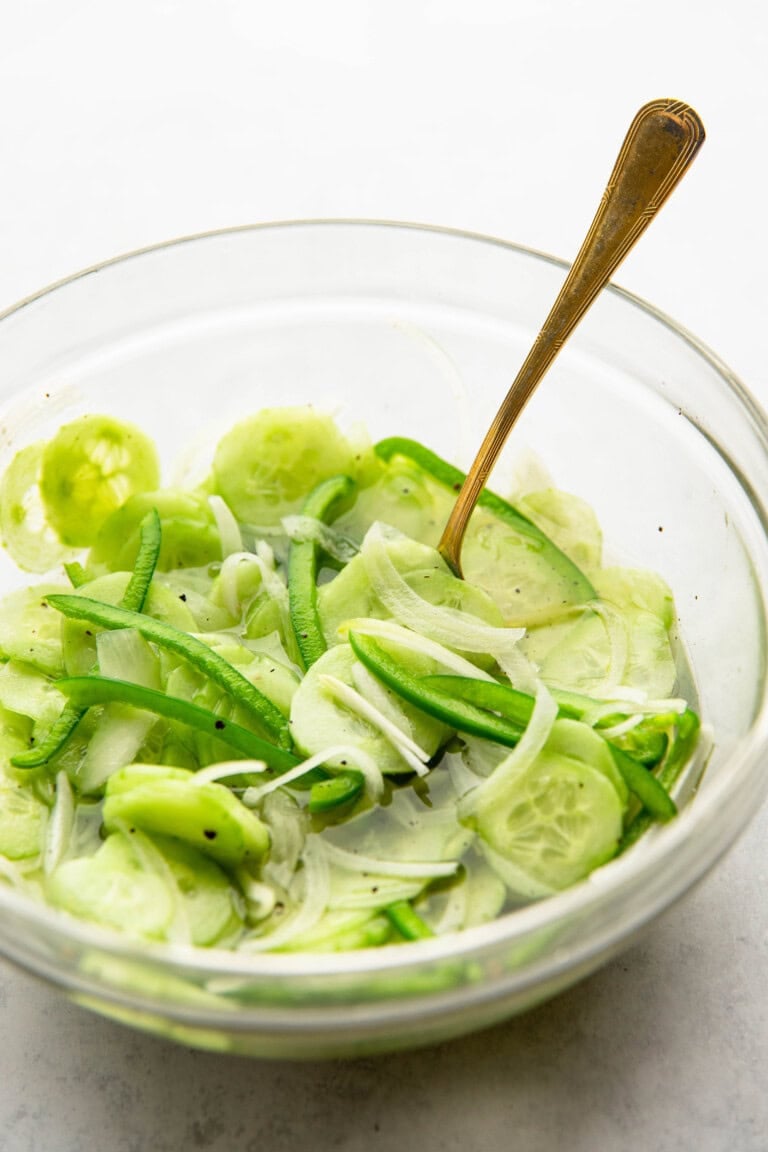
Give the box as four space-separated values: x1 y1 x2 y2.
320 839 459 880
588 601 629 694
208 495 243 558
44 771 74 875
238 837 329 953
341 618 496 681
319 672 430 776
460 681 558 816
361 522 525 657
243 744 384 805
281 515 358 564
192 760 268 786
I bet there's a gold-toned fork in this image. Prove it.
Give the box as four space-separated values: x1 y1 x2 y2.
438 98 705 576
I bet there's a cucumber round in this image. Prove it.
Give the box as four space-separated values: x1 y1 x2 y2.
289 643 447 774
318 535 503 661
0 443 77 572
103 764 270 866
40 415 160 547
89 489 220 574
473 722 625 894
47 831 243 945
213 408 358 526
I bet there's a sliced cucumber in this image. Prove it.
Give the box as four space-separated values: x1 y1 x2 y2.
0 582 67 676
318 534 503 661
89 489 221 575
40 415 160 547
0 770 47 859
213 407 362 526
0 443 78 573
470 720 626 894
102 764 270 866
289 643 447 774
47 831 243 945
374 439 595 626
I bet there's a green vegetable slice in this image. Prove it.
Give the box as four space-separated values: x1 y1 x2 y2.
54 676 298 772
213 407 360 526
289 474 355 669
0 443 78 572
89 489 221 575
46 593 290 745
11 510 164 770
470 726 625 894
348 632 524 747
426 673 678 821
103 765 270 866
308 770 365 814
374 438 595 625
39 415 160 546
384 899 434 941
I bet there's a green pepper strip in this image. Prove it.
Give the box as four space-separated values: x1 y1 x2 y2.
348 632 524 747
426 673 678 822
64 561 90 589
620 708 700 848
308 769 364 813
289 475 355 670
55 676 299 772
375 436 595 601
12 509 164 769
120 506 161 613
45 593 291 747
384 900 434 941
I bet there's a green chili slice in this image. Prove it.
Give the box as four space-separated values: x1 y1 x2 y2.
12 509 165 769
308 769 364 813
55 675 299 772
46 592 291 746
289 474 355 670
426 673 678 821
348 632 524 747
384 899 434 941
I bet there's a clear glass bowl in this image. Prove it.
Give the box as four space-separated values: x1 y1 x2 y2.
1 221 767 1059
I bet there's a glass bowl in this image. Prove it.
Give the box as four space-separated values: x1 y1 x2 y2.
0 221 767 1059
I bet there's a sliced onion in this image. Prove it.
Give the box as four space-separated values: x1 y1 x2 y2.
281 515 358 564
320 839 459 880
243 743 384 805
208 495 243 558
340 618 496 681
44 771 75 875
319 672 430 777
192 760 268 786
361 522 526 660
459 680 558 816
238 836 330 953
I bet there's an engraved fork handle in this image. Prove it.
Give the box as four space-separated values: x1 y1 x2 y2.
438 99 705 575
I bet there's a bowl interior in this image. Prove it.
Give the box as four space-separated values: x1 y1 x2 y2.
0 222 767 1055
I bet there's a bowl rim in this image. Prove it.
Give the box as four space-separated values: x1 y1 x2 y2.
1 218 768 1001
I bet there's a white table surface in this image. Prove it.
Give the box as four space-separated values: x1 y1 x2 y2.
1 3 767 1149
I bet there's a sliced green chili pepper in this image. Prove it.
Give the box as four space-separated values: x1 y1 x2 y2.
384 899 434 940
308 769 364 813
55 675 299 772
12 509 166 769
289 474 355 670
620 708 700 847
348 632 524 746
120 506 161 612
46 593 291 746
64 561 90 588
